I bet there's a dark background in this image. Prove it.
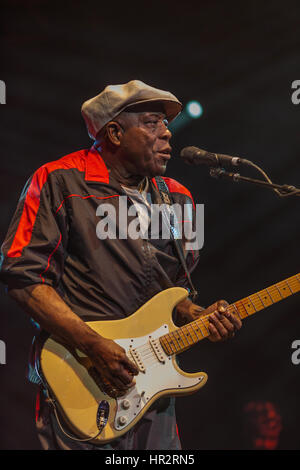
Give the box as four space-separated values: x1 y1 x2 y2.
0 0 299 450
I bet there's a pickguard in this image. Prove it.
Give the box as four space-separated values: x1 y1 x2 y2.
113 324 204 431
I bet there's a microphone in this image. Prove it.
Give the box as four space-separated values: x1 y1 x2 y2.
180 146 245 167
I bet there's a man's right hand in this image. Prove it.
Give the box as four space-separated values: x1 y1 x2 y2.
8 285 139 399
88 336 139 398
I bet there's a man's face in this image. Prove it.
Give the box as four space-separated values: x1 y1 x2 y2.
117 104 173 178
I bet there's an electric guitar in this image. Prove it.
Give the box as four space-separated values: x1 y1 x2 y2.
40 273 300 443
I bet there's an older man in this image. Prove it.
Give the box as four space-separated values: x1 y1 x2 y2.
0 80 241 450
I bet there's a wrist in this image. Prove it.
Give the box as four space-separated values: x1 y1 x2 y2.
77 326 105 356
176 299 205 324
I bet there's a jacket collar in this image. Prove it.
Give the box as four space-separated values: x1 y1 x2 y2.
84 146 110 183
84 146 158 194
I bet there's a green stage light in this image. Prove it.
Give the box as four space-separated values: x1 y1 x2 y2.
186 101 203 118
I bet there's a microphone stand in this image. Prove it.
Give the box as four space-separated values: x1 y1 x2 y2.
209 164 300 198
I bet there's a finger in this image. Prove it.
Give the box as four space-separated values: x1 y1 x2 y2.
207 322 222 342
110 363 137 387
122 356 139 375
218 309 241 332
228 312 242 330
217 300 229 313
209 313 231 338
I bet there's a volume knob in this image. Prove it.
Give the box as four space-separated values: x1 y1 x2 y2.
118 416 127 426
121 399 130 410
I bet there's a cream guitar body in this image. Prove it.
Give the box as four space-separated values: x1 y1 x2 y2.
40 272 300 443
40 287 207 443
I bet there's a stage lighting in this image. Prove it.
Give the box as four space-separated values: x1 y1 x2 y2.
186 100 203 118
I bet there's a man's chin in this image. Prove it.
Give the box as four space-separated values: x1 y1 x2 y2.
152 164 167 177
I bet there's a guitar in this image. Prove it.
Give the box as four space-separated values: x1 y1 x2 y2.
40 273 300 443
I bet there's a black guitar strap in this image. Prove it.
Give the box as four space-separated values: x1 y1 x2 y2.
154 176 198 302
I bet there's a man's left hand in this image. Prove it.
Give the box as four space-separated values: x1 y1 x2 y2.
176 298 242 342
204 300 242 342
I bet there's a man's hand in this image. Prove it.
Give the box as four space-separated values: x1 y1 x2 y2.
87 336 139 398
204 300 242 342
8 284 139 398
176 298 242 342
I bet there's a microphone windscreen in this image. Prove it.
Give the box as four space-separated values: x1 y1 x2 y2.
180 146 203 163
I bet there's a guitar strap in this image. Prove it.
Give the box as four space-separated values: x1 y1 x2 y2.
154 176 198 302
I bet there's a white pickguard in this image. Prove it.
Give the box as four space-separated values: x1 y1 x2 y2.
113 324 204 431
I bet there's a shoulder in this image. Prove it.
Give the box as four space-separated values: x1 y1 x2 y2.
27 149 89 197
161 177 193 200
152 176 195 208
33 148 88 181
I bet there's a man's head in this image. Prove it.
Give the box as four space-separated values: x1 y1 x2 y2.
97 102 173 177
81 81 182 179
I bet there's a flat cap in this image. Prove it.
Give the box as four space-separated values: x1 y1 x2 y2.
81 80 182 139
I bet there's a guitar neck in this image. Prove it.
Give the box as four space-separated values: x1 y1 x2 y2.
160 273 300 356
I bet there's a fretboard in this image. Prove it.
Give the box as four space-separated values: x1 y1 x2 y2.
160 273 300 356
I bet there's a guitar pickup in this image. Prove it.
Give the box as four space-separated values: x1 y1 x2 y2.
128 346 146 373
149 338 165 364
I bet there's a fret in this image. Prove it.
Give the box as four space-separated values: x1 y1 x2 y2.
277 282 291 299
254 292 265 309
164 334 176 354
258 290 273 308
181 326 193 346
199 317 210 336
296 274 300 285
171 331 182 350
169 331 181 351
174 330 189 349
190 322 201 341
232 303 242 320
285 280 294 294
196 319 205 337
274 284 284 300
265 287 275 303
159 336 172 355
184 324 197 345
268 285 283 302
241 297 257 315
185 322 199 343
236 300 249 317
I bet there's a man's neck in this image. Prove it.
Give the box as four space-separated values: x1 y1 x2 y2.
94 144 146 190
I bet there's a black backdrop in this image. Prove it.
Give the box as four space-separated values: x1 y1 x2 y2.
0 0 300 450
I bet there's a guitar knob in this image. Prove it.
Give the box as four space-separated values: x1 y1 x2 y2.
118 416 127 426
121 399 130 410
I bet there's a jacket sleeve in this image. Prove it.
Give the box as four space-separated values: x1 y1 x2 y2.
0 166 69 290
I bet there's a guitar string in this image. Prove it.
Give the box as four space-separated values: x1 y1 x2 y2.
159 277 300 353
130 276 300 357
135 281 300 356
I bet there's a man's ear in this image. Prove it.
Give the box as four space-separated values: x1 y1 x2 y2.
106 121 124 146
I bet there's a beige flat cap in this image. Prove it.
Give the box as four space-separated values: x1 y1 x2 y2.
81 80 182 139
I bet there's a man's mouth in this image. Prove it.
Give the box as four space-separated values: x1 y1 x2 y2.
157 148 172 159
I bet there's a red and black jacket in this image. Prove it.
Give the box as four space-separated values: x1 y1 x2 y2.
0 146 199 321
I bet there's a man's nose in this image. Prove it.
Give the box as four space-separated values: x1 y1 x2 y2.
159 123 172 140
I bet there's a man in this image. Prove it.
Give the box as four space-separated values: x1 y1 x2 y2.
0 80 241 450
